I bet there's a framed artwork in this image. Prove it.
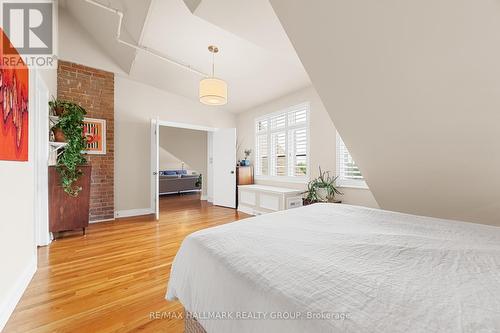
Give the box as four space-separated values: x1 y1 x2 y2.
83 117 106 155
0 28 29 162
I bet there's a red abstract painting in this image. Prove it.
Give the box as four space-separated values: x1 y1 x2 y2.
0 28 29 161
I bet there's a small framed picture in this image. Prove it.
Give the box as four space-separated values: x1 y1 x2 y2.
83 117 106 155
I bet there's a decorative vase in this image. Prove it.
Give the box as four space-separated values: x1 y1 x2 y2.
52 128 66 142
316 187 329 202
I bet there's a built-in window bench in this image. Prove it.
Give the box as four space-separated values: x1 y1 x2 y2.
237 185 303 215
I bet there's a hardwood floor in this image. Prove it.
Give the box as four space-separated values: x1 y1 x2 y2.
4 193 249 333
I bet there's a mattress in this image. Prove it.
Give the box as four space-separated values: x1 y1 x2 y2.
166 203 500 333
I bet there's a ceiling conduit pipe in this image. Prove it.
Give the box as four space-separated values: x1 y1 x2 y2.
85 0 208 77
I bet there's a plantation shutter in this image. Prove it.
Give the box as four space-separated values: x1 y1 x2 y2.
336 133 365 186
256 134 268 175
254 102 309 179
271 131 287 176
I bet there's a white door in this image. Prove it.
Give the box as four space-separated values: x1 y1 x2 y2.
150 118 160 220
213 128 236 208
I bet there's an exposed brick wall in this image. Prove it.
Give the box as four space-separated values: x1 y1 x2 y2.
57 60 114 221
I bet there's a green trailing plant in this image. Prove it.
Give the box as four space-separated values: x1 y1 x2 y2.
303 166 343 204
51 100 88 196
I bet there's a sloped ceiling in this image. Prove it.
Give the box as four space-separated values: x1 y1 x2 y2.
59 0 310 112
270 0 500 225
60 0 151 73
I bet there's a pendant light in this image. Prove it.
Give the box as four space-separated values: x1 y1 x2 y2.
199 45 228 106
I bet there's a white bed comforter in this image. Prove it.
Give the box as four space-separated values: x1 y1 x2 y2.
166 204 500 333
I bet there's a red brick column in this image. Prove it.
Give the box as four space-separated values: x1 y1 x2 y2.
57 60 114 221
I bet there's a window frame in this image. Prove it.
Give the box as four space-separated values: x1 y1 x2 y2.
254 102 310 183
336 132 368 189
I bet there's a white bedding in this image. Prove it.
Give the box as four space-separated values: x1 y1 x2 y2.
166 204 500 333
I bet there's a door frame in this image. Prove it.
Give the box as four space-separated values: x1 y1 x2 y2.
150 120 220 219
34 70 51 246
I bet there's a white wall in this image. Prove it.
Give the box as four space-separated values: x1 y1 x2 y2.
236 86 379 208
159 127 208 196
159 148 194 172
0 68 54 330
115 76 236 212
271 0 500 225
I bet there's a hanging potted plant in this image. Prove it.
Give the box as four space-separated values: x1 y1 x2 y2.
303 166 343 205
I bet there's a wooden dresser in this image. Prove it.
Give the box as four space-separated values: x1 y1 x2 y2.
236 165 254 185
49 165 91 236
236 165 254 208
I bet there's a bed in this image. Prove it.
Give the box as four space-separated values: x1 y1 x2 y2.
166 203 500 333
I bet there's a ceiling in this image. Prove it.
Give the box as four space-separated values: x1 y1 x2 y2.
60 0 310 112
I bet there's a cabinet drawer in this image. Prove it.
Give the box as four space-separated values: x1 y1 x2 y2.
286 197 303 210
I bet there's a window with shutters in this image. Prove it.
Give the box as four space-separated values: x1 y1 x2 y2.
336 132 367 188
255 103 309 181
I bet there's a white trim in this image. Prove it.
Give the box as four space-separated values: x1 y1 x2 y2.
200 195 208 201
114 208 154 219
157 120 217 132
34 70 51 246
237 204 257 216
159 189 201 195
338 183 369 190
255 175 309 184
89 218 115 224
151 118 160 220
0 255 37 332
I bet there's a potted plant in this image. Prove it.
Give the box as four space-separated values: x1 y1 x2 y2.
51 124 66 142
195 174 202 189
241 149 252 166
49 97 66 116
303 167 343 205
53 101 88 196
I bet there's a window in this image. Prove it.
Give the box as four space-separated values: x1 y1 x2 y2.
255 103 309 181
336 132 367 188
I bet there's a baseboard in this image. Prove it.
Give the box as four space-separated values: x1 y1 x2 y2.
114 208 154 219
0 255 37 331
89 218 115 224
237 204 257 216
200 195 208 201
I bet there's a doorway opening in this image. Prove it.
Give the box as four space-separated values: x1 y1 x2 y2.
150 120 236 219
